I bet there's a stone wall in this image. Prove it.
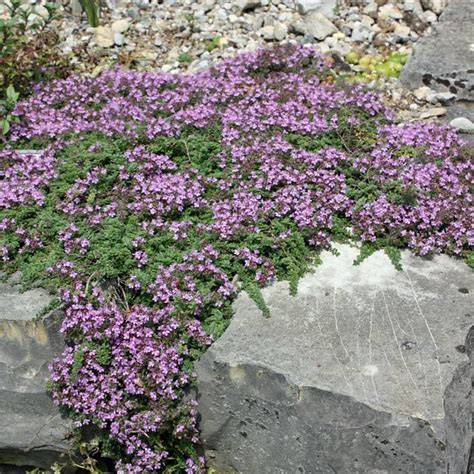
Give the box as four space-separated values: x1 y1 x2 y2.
0 275 71 470
196 245 473 473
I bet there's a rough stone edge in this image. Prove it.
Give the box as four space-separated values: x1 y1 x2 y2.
0 307 73 470
196 317 474 473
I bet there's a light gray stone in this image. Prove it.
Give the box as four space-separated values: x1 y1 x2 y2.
295 0 336 15
104 0 128 10
0 278 70 470
420 0 448 14
403 0 423 13
273 22 288 40
94 26 115 48
153 34 163 47
378 4 403 20
423 9 438 22
127 6 139 18
111 19 130 33
70 0 82 17
414 85 435 101
351 21 373 42
114 32 125 46
292 11 338 40
450 117 474 132
259 25 275 40
392 23 411 42
196 245 473 473
0 283 51 322
400 0 474 109
362 1 378 15
427 91 457 104
419 106 447 118
406 3 426 25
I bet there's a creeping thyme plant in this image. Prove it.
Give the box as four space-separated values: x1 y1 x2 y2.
1 45 473 472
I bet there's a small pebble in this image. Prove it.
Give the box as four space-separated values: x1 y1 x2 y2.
111 19 130 33
114 32 125 46
427 91 457 104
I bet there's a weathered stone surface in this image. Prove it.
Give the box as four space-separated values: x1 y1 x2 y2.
0 277 71 469
450 116 474 132
94 26 115 48
196 245 473 473
296 0 337 15
400 0 474 119
292 12 338 40
111 19 130 34
0 280 51 323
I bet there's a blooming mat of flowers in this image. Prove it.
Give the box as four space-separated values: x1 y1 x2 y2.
1 45 473 472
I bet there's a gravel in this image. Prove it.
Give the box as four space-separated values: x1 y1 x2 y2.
45 0 442 77
2 0 454 121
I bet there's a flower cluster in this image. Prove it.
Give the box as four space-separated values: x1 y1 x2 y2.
50 299 206 473
1 44 472 471
0 145 59 208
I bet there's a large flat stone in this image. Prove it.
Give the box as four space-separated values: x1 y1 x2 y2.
196 245 473 473
0 277 71 469
400 0 474 122
0 280 52 322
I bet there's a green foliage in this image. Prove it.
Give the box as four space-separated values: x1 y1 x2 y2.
0 83 19 134
205 36 221 52
2 126 328 322
0 0 59 67
244 281 270 318
71 340 112 381
201 304 232 339
384 246 403 271
178 52 192 64
34 296 61 320
70 346 85 382
286 130 341 152
0 0 57 45
353 241 379 266
3 83 468 470
91 340 112 365
81 0 100 27
287 108 388 220
343 50 409 82
1 101 406 321
384 180 418 207
0 0 70 134
5 83 19 102
353 241 403 270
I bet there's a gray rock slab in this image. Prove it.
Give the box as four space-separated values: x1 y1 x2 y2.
0 282 52 322
400 0 474 121
0 279 71 469
196 245 474 473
